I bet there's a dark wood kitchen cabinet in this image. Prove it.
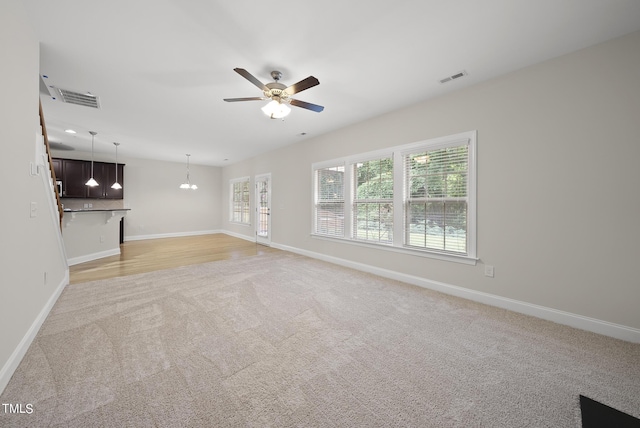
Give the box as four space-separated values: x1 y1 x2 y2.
51 158 62 182
86 162 125 199
61 159 89 198
105 163 124 199
55 158 124 199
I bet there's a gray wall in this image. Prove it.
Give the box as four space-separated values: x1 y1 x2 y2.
222 31 640 331
0 0 68 392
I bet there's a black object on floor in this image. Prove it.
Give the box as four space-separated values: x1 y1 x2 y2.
580 395 640 427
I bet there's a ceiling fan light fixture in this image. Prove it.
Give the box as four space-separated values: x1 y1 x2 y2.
261 100 291 119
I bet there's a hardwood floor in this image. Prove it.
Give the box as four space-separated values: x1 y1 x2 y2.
69 234 279 284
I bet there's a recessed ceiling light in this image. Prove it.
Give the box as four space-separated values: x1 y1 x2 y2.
65 129 76 134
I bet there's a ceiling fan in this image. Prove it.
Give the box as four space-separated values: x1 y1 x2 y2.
224 68 324 118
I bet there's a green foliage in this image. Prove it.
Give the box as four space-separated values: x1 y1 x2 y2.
408 146 468 198
355 158 393 200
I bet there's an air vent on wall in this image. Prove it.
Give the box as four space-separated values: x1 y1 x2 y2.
439 70 468 84
52 87 101 109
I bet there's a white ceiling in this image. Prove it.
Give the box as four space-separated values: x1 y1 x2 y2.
24 0 640 166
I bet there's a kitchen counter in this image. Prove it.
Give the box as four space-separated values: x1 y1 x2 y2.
63 208 129 227
63 208 131 212
62 209 130 265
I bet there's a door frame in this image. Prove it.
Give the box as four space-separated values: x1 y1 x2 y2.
255 173 271 246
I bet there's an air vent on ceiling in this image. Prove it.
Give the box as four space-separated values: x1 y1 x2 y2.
52 87 101 109
439 70 468 84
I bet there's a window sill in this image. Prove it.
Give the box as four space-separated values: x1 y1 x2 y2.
310 233 478 265
229 221 252 227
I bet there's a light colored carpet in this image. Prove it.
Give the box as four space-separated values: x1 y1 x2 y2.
1 251 639 427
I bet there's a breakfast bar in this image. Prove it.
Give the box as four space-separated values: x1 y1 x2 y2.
62 208 130 266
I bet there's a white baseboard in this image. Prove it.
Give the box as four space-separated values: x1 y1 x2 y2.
271 242 640 344
67 248 121 266
125 230 222 242
221 230 255 243
0 271 69 395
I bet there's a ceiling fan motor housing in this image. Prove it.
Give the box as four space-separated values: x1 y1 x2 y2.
265 81 288 103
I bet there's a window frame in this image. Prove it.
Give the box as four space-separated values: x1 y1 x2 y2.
351 155 394 244
311 131 477 265
313 162 346 238
229 176 251 225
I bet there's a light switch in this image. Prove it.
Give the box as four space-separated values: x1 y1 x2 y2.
30 202 37 218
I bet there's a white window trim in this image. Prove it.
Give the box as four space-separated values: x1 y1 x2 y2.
351 155 394 244
229 176 251 225
311 131 477 265
312 162 346 238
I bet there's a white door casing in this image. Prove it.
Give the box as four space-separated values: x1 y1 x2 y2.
255 173 271 246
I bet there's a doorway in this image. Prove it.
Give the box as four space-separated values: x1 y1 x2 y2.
255 173 271 246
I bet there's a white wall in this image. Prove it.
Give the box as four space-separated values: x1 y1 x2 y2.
50 150 223 240
0 0 68 393
222 31 640 335
123 156 221 239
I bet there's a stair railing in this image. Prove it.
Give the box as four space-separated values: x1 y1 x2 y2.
39 100 63 228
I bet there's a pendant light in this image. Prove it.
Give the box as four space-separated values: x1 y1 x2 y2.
85 131 99 187
180 154 197 190
111 142 122 190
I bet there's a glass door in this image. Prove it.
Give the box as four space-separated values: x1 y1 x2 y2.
255 173 271 246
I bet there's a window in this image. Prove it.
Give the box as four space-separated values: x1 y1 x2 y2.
404 145 468 253
353 157 393 243
230 177 251 224
314 165 345 238
312 131 476 263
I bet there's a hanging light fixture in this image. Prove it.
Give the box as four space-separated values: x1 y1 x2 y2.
261 100 291 119
180 154 197 190
111 142 122 190
85 131 99 187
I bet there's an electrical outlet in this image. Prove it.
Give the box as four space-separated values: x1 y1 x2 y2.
44 271 47 285
484 265 495 278
100 235 105 243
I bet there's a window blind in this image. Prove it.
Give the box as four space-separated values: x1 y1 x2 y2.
315 166 345 237
352 157 393 243
231 179 251 224
404 145 469 254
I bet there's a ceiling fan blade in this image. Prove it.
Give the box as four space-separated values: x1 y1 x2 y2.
290 99 324 112
223 97 266 102
234 68 268 91
284 76 319 95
